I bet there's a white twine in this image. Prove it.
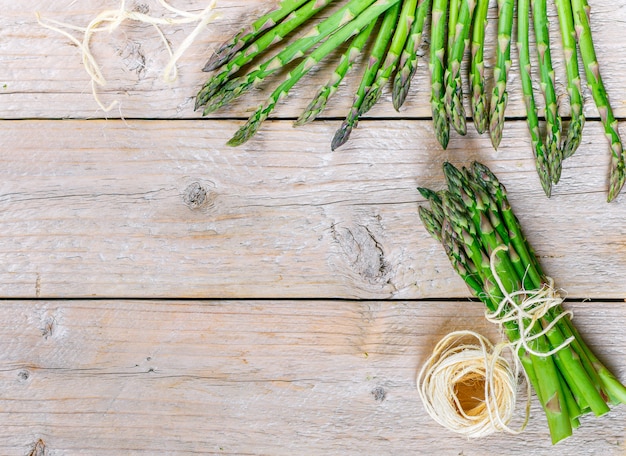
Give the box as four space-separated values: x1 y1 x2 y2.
485 245 574 358
36 0 220 112
417 245 573 438
417 330 530 438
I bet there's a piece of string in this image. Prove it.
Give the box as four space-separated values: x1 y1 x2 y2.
417 330 530 438
36 0 220 112
417 245 574 438
484 245 574 358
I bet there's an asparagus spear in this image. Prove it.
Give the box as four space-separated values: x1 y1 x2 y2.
468 0 489 134
570 0 625 201
418 161 626 443
198 0 380 115
228 1 401 146
444 0 475 136
532 0 563 184
203 0 313 72
359 0 419 116
429 0 450 149
517 0 552 196
392 0 432 110
196 0 336 110
555 0 585 160
447 0 461 57
331 3 402 150
488 0 514 149
294 20 377 126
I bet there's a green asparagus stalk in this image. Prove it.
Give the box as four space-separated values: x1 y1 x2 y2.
532 0 563 184
203 0 313 72
198 0 380 115
555 0 585 160
331 3 402 150
447 0 460 57
517 0 552 196
468 0 489 134
294 20 377 126
488 0 514 149
359 0 418 116
444 0 475 136
196 0 336 110
429 0 450 149
570 0 625 201
227 2 399 146
418 161 626 443
392 0 432 110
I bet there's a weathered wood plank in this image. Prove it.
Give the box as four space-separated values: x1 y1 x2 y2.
2 0 626 120
1 299 625 455
1 118 626 299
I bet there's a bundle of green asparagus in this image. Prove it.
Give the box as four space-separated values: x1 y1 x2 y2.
417 161 626 443
195 0 625 200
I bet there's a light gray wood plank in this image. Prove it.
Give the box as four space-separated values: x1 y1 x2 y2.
1 118 626 299
2 0 626 120
1 299 625 455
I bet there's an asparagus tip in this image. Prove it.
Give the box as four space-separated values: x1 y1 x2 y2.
331 122 353 151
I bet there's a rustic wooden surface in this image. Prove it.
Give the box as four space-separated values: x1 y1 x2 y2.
2 0 626 454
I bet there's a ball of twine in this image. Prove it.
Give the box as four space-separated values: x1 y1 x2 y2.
417 330 529 438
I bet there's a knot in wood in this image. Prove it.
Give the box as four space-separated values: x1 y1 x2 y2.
183 182 207 209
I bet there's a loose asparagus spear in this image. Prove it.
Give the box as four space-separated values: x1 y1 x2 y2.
331 3 402 150
447 0 461 57
203 0 313 72
570 0 625 201
469 0 489 134
392 0 432 111
359 0 419 116
555 0 585 160
429 0 450 149
294 20 377 126
227 1 401 146
198 0 380 115
196 0 336 110
517 0 552 196
532 0 563 184
488 0 514 149
444 0 475 136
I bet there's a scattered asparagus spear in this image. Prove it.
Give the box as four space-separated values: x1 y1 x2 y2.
532 0 563 184
570 0 625 201
488 0 514 149
418 161 626 443
555 0 585 160
392 0 432 110
429 0 450 149
469 0 489 134
517 0 552 196
359 0 418 117
203 0 313 72
444 0 475 136
332 3 402 150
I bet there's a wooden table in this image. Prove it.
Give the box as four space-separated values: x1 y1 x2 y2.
2 1 626 454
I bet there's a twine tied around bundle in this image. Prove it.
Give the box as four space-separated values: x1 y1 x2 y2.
417 245 573 438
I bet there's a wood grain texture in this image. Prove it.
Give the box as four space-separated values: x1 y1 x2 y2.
1 299 625 455
2 0 626 120
3 0 626 454
2 119 626 299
